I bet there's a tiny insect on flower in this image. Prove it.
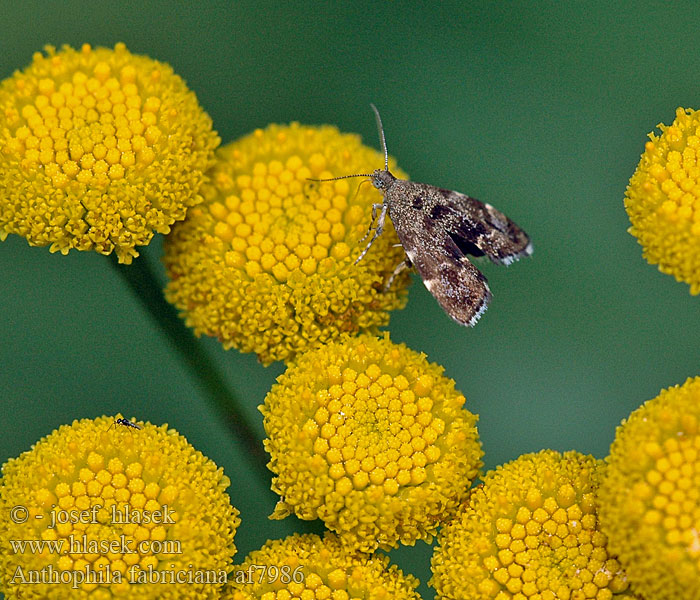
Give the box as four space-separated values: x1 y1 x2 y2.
107 417 142 431
310 105 533 327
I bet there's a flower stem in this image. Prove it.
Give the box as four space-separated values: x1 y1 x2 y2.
108 251 269 483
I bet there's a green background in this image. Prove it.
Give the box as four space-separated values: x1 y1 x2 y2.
1 1 698 597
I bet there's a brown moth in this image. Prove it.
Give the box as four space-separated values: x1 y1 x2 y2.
312 104 532 326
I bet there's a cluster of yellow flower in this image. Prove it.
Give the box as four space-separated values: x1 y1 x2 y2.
625 107 700 293
1 43 699 599
162 122 410 364
0 43 219 264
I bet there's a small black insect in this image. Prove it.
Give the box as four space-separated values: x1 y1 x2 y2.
107 417 142 431
311 104 532 326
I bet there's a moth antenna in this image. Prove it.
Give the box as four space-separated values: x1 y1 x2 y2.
307 173 373 183
370 103 389 171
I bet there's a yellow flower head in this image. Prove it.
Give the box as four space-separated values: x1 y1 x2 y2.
163 122 411 365
222 533 422 600
0 43 219 263
431 450 635 600
625 107 700 293
599 376 700 600
0 415 240 599
261 334 482 552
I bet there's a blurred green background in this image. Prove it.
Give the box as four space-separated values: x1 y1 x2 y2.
1 1 699 597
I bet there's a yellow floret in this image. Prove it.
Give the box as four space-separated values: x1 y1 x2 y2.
431 450 636 600
0 43 219 263
625 107 700 293
599 376 700 600
222 533 422 600
163 123 411 365
261 333 482 552
0 415 239 599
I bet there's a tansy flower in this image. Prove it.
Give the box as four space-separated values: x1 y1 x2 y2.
0 415 240 599
163 122 411 365
431 450 636 600
0 43 219 263
625 107 700 293
599 376 700 600
222 533 422 600
261 333 482 552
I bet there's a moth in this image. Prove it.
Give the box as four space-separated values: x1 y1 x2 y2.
313 105 532 326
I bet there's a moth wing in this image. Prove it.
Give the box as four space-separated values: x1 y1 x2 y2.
437 188 532 265
395 214 492 327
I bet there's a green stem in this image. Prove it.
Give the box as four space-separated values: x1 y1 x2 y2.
108 251 269 482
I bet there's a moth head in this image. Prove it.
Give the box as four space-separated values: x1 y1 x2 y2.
371 169 395 190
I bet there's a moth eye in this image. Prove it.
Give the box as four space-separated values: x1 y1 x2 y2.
372 180 382 189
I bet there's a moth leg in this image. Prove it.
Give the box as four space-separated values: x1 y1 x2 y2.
359 202 386 243
354 203 387 264
384 258 412 291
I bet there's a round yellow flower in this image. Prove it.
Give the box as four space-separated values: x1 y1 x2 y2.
0 43 219 263
163 122 411 365
261 333 482 552
625 107 700 293
599 376 700 600
222 533 422 600
0 415 240 599
431 450 636 600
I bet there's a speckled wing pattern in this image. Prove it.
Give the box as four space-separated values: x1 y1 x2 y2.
385 179 532 326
